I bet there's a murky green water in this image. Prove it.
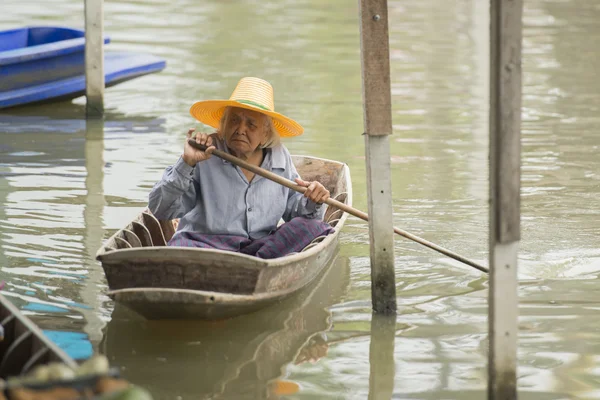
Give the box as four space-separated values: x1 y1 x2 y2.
1 0 600 398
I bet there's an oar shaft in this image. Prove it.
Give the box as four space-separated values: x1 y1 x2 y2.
391 228 488 273
192 141 310 195
187 139 488 273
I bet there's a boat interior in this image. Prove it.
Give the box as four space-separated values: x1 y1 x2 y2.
97 156 350 256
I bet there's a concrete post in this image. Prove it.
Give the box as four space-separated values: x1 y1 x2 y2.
489 0 523 397
358 0 397 315
85 0 104 117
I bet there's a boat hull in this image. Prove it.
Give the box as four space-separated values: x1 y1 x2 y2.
0 52 166 109
0 27 110 92
108 241 340 320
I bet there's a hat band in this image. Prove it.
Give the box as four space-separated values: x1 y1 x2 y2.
236 99 271 112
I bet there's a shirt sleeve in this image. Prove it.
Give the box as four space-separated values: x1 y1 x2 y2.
282 154 323 222
148 156 198 220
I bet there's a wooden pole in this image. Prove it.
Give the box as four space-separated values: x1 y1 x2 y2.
489 0 522 398
85 0 104 117
358 0 397 315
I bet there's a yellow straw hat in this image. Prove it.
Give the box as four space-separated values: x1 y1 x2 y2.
189 77 304 137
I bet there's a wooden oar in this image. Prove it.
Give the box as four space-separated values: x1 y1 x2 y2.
187 139 489 273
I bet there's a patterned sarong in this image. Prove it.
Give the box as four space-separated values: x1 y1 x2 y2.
167 217 334 259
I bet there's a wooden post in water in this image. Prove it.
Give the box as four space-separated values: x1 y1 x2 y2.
358 0 397 315
85 0 104 117
489 0 522 398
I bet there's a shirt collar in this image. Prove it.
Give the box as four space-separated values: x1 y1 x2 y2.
270 145 286 170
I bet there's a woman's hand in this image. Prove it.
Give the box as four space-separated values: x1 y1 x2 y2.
182 128 215 167
295 178 330 204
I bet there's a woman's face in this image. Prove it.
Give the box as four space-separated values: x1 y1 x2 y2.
222 107 268 156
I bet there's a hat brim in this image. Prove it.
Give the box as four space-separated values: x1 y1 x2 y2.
189 100 304 138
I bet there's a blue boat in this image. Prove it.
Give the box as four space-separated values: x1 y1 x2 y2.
0 26 166 109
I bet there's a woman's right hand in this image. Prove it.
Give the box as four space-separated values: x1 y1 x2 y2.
182 128 215 167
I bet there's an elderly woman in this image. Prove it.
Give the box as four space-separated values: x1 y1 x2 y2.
148 77 333 259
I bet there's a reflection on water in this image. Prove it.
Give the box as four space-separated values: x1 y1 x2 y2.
0 105 168 358
1 0 600 398
82 118 106 347
368 314 395 400
101 255 350 399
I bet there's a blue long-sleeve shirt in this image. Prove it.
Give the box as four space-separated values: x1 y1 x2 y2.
148 137 322 240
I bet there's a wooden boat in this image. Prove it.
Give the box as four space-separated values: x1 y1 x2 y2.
96 155 352 320
101 254 351 398
0 26 166 109
0 294 76 378
0 294 153 397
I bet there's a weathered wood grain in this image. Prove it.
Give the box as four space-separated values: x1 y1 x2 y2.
358 0 393 136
